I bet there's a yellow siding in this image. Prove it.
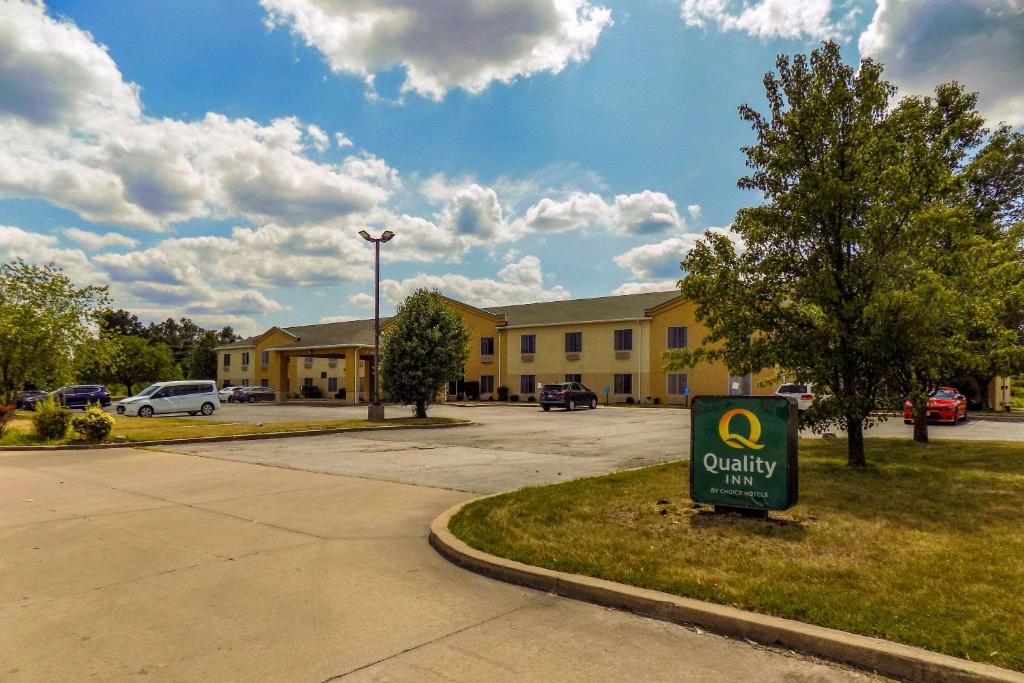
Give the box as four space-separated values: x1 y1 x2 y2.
445 301 503 399
500 320 651 401
216 346 255 387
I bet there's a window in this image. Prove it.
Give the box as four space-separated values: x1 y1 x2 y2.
480 337 495 355
667 326 688 349
480 375 494 393
303 377 313 387
241 379 250 387
223 380 231 388
520 375 536 394
667 373 688 396
520 334 536 354
614 329 633 351
261 350 269 365
328 377 337 392
614 373 633 394
320 371 327 379
241 352 250 366
565 331 582 353
565 373 581 384
261 379 269 388
223 353 231 367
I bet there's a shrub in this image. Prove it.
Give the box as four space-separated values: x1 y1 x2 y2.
300 384 323 399
510 394 520 402
653 397 661 405
527 395 536 403
463 381 480 400
626 396 635 404
32 397 72 441
456 392 465 401
0 403 15 438
497 386 510 401
335 388 347 400
71 405 115 443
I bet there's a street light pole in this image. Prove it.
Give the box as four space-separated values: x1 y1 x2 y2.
359 229 395 421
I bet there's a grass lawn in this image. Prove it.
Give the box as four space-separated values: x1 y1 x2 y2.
0 412 464 446
450 438 1024 672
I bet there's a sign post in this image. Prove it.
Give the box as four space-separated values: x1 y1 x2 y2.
690 395 798 516
602 386 610 406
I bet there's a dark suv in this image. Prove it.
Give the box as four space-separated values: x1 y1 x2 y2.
25 385 111 410
540 382 598 411
14 390 47 409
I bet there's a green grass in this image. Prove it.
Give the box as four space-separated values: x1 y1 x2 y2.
0 412 465 445
450 438 1024 672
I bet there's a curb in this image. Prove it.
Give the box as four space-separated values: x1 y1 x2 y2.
0 420 472 452
430 499 1024 683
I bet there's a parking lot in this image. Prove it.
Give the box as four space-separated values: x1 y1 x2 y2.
0 404 884 682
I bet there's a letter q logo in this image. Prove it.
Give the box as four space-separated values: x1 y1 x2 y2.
718 408 765 450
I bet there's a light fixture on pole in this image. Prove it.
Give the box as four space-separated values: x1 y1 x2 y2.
359 229 395 421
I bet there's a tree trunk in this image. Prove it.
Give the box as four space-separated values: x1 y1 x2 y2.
910 388 929 444
126 381 134 397
415 399 427 419
847 415 866 467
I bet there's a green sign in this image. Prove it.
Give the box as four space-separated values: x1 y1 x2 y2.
690 395 798 511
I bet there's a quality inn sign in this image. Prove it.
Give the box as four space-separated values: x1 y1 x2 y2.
690 396 798 511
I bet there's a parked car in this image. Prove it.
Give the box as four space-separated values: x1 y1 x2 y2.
775 383 822 412
219 386 244 402
117 381 219 417
540 382 598 411
235 386 276 403
903 387 967 424
14 389 47 409
24 385 111 410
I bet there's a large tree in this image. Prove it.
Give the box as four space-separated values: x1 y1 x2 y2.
672 42 1024 466
0 260 108 403
106 335 178 396
380 289 470 418
185 330 220 380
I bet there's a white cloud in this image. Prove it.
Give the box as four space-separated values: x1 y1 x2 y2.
380 255 569 308
334 131 354 148
614 227 738 286
62 227 138 250
440 184 508 242
680 0 859 40
611 280 680 295
348 292 375 308
859 0 1024 126
687 203 702 219
260 0 613 101
318 314 362 323
0 1 396 230
516 190 684 235
0 224 92 283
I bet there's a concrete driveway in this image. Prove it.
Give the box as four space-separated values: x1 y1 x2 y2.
0 429 883 680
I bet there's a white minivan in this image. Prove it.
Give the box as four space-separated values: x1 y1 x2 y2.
117 380 220 417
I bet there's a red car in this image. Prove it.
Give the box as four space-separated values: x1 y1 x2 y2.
903 387 967 424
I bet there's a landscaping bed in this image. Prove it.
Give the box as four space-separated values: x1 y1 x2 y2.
450 438 1024 672
0 412 466 447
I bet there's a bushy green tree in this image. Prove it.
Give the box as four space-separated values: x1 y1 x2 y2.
380 289 470 418
106 335 178 396
186 330 219 380
672 42 1024 466
0 260 108 403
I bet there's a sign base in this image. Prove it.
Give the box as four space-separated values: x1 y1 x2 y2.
713 504 769 519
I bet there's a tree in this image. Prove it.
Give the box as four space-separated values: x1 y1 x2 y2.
380 289 470 418
106 335 177 396
671 42 1024 467
217 326 242 345
99 308 146 337
185 330 219 380
0 260 109 403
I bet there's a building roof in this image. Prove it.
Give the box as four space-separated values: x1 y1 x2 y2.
218 335 260 349
485 290 679 327
268 318 387 350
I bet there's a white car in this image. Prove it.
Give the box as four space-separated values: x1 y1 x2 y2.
218 385 242 402
117 380 220 417
775 383 822 412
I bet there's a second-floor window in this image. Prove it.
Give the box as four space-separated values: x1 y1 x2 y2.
480 336 495 355
261 350 269 364
241 352 250 366
614 329 633 351
667 326 688 349
521 334 536 354
565 331 582 353
223 353 231 367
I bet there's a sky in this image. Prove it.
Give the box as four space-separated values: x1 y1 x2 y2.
1 0 1022 335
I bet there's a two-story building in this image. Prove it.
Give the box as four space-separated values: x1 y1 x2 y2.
216 290 776 404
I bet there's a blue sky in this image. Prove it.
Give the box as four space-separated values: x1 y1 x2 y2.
1 0 1022 334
